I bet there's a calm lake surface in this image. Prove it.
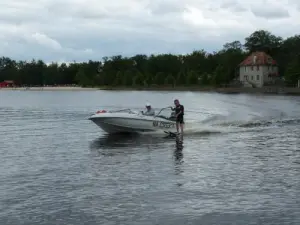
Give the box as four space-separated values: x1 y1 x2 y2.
0 90 299 225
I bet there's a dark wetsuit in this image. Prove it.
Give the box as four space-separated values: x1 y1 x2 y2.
174 104 184 124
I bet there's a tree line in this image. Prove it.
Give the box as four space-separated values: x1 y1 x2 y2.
0 30 300 87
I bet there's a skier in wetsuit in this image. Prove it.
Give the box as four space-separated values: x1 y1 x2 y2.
172 99 184 134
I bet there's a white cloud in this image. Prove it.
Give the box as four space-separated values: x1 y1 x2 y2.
0 0 299 62
29 32 62 50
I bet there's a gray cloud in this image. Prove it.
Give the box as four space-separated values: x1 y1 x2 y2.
251 7 290 19
286 0 300 11
0 0 298 62
220 0 247 12
147 0 185 15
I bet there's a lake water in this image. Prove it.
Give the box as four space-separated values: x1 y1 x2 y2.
0 90 299 225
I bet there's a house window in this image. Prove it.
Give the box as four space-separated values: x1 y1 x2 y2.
251 76 253 80
244 67 246 71
256 66 259 71
257 75 259 80
251 66 253 71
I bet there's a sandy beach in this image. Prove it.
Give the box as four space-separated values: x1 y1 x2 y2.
0 86 99 91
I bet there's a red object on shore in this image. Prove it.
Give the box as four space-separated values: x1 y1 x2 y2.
0 80 14 87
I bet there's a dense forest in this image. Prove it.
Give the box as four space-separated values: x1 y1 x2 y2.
0 30 300 87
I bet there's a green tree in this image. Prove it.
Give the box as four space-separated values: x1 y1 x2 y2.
132 71 144 86
284 56 300 86
186 71 198 85
223 41 243 51
153 72 165 85
164 74 176 86
244 30 282 55
113 71 123 86
75 68 91 87
176 70 186 85
122 70 133 86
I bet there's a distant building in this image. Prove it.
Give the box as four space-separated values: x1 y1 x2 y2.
0 80 14 87
238 52 278 87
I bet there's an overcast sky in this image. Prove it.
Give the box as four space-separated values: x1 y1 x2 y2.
0 0 299 63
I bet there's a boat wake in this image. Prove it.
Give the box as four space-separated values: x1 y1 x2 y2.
184 112 300 136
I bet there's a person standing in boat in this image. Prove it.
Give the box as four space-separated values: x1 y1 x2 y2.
142 103 155 116
171 99 184 134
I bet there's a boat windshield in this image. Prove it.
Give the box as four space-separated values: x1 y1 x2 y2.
155 107 175 120
109 109 136 114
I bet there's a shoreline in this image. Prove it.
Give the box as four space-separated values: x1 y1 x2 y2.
1 86 300 95
98 86 300 95
0 86 98 91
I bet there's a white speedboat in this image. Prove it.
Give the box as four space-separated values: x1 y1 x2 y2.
88 107 177 134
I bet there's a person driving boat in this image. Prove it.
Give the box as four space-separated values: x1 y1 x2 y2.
141 103 155 116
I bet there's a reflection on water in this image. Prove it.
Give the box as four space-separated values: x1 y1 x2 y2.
174 135 184 161
90 133 170 149
90 133 186 151
174 135 184 177
90 133 141 149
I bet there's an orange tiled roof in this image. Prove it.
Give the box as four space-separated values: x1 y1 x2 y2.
239 51 277 66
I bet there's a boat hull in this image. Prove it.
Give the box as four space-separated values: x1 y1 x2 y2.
89 113 176 134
